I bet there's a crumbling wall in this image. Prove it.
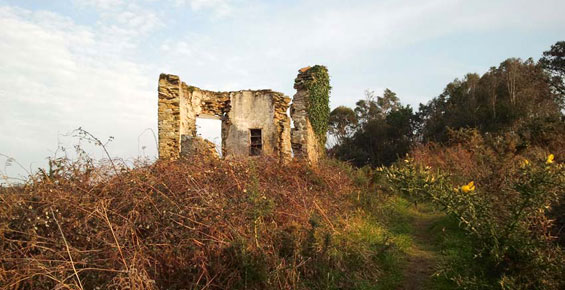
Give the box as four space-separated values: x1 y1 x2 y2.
158 74 292 161
180 84 230 156
159 66 327 164
273 94 293 162
158 74 182 160
222 90 290 159
180 136 219 159
290 67 325 164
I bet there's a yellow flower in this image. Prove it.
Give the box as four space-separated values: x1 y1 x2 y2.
546 154 554 164
520 159 530 168
461 181 475 193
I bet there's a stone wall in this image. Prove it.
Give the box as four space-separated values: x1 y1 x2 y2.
180 136 219 159
158 74 292 162
158 67 326 164
222 90 290 159
157 74 182 160
290 67 324 164
273 93 293 163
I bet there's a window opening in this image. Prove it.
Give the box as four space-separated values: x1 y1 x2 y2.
250 129 262 156
196 116 222 157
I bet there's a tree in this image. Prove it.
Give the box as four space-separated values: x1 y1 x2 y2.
354 89 401 124
328 106 358 146
331 88 418 167
334 104 417 167
354 90 379 124
419 58 559 142
377 88 400 115
540 41 565 108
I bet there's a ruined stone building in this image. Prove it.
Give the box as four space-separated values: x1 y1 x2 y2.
158 66 327 164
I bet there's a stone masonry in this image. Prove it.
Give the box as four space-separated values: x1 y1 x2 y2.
158 66 325 164
290 67 324 164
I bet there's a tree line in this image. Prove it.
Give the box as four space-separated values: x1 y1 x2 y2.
328 41 565 167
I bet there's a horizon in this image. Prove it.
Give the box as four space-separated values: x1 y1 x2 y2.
1 0 564 181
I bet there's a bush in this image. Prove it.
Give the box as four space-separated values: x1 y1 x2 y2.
0 155 370 289
383 132 565 289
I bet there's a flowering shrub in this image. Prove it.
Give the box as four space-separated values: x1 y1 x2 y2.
377 158 449 207
383 152 564 289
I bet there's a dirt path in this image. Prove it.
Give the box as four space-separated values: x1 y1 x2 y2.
398 212 441 290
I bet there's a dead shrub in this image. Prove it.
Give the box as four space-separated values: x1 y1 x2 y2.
0 155 363 289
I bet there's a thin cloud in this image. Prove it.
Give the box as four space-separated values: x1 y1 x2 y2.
73 0 124 11
1 0 564 181
174 0 234 17
0 5 157 180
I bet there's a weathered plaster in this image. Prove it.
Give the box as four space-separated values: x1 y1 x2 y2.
158 74 292 162
158 67 324 164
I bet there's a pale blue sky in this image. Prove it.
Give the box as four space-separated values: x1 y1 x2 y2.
1 0 564 181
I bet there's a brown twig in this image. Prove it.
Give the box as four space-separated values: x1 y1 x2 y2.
51 207 84 290
100 202 130 273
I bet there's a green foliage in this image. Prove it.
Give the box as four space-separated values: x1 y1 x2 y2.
377 89 401 116
329 106 357 146
332 100 418 167
419 58 562 143
426 216 479 289
227 238 269 288
330 42 565 168
246 171 275 220
540 41 565 102
383 140 565 289
377 158 449 207
354 89 401 124
187 85 197 93
304 65 331 144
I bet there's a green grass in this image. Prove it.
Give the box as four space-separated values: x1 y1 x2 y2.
384 197 484 289
310 160 562 289
352 193 468 289
279 164 490 289
427 215 484 289
344 194 419 289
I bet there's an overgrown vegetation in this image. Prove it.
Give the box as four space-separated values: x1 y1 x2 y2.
380 130 564 288
2 41 564 290
329 89 417 167
324 41 565 289
304 65 331 145
0 150 412 289
329 41 565 168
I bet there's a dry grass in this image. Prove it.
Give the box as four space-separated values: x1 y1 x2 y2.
0 156 361 289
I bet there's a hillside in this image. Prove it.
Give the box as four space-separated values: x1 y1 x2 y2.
1 156 396 289
1 143 564 290
1 41 564 290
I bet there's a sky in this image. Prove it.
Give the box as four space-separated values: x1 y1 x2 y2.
1 0 564 181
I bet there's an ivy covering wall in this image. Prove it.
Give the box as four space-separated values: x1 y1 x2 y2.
303 65 331 145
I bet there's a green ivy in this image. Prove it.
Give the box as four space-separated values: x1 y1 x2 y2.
303 65 331 145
